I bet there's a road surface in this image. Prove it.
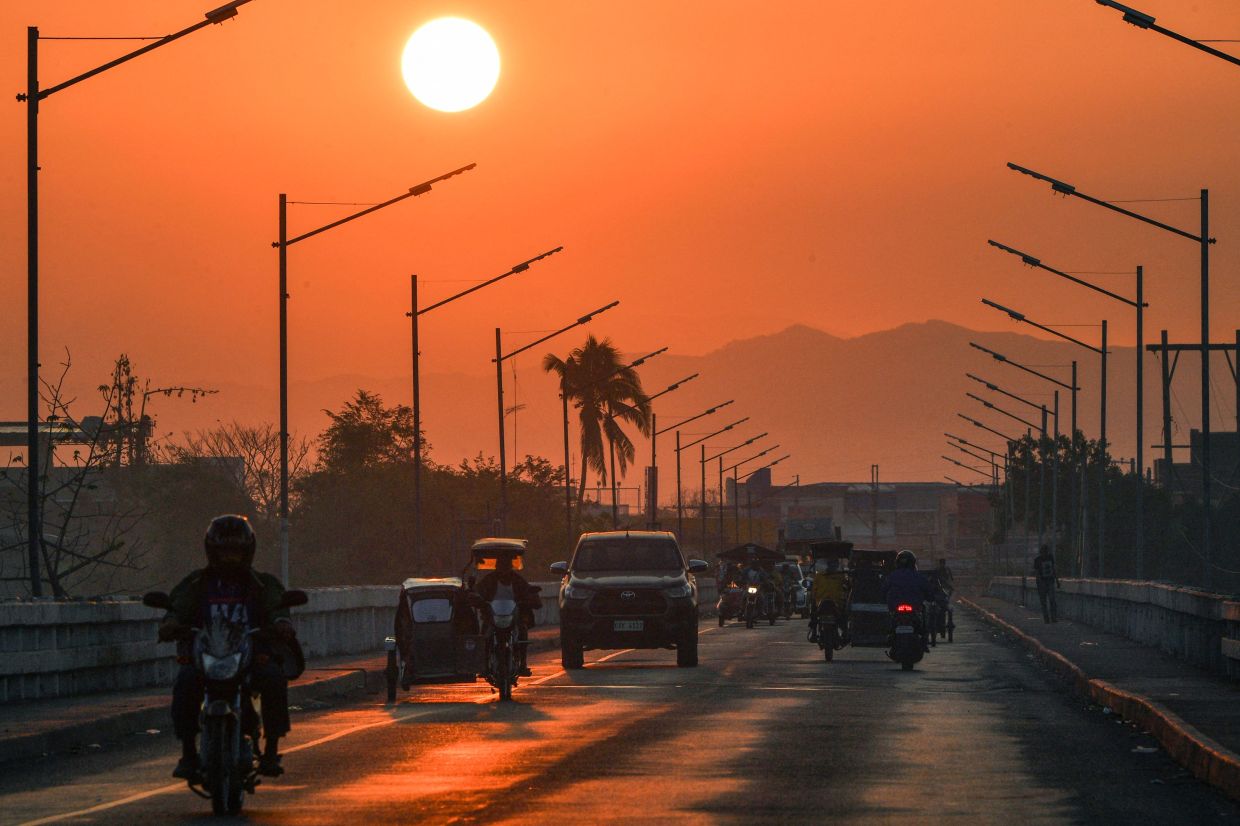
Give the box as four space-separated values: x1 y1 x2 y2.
2 608 1236 824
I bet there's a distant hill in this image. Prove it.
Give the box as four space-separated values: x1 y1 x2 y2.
6 320 1166 490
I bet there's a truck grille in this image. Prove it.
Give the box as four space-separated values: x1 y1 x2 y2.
590 589 666 616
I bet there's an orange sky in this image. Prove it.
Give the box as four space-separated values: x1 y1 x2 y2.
3 1 1240 479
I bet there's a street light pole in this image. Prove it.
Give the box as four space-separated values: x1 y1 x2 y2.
1093 1 1240 69
676 414 747 553
1007 162 1215 578
496 300 619 532
989 240 1147 575
20 1 255 597
409 247 563 570
705 433 768 551
275 164 476 584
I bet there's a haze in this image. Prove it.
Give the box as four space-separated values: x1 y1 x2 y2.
3 1 1239 480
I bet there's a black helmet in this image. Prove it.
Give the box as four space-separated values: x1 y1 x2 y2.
204 514 256 571
895 549 917 570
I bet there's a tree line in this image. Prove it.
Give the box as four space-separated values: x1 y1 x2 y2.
2 335 659 597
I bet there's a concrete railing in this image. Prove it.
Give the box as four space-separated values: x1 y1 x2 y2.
0 578 718 704
988 576 1240 679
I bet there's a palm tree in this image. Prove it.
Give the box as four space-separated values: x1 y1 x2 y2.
543 335 652 512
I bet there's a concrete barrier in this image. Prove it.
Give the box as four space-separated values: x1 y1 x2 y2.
988 576 1240 679
0 577 718 703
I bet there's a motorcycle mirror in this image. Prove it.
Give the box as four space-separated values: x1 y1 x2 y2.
142 591 172 610
279 589 309 609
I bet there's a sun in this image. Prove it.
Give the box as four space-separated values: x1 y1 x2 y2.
401 18 500 113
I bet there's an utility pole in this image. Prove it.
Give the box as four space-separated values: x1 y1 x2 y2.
870 464 879 548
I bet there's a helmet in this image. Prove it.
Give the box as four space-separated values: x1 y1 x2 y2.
895 549 917 570
204 514 256 571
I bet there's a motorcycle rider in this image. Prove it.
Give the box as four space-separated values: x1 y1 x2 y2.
473 553 540 676
808 557 849 644
882 550 942 653
742 559 775 617
160 515 295 780
1032 544 1060 623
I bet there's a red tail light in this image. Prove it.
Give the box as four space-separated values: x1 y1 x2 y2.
896 604 914 613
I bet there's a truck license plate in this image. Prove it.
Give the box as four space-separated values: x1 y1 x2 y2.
614 620 644 632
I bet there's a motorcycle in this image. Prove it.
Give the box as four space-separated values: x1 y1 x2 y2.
813 598 847 662
142 588 307 816
926 598 955 644
744 585 760 629
484 596 520 701
888 602 926 671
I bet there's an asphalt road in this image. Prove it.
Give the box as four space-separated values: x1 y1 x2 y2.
3 608 1238 824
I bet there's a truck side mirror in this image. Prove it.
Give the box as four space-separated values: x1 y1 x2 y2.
550 561 568 575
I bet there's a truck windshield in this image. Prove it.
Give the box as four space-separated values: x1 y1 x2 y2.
572 539 684 572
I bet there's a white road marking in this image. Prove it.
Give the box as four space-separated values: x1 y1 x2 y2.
18 621 723 824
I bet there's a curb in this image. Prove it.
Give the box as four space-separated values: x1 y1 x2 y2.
0 633 568 768
0 659 378 768
960 596 1240 802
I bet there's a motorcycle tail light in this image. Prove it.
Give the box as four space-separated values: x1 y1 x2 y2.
176 655 191 665
256 653 270 665
896 604 914 613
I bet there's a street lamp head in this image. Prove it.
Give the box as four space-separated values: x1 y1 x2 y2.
1095 0 1155 28
981 298 1025 323
205 0 250 24
1007 162 1076 196
988 240 1040 268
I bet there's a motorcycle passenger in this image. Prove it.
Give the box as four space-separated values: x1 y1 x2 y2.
808 558 849 643
1032 544 1060 624
474 554 540 677
161 515 295 780
882 550 943 653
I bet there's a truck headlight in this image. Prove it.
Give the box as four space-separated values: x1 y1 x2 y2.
564 583 594 599
665 582 692 598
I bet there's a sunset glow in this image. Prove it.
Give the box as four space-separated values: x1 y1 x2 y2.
401 18 500 113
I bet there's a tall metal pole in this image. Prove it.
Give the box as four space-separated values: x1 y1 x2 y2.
675 430 683 540
1200 191 1212 587
1038 407 1047 559
717 457 725 551
700 445 707 554
1135 267 1144 579
411 274 422 572
1099 319 1108 578
1023 431 1032 563
25 28 42 596
563 388 572 552
733 466 740 543
495 328 507 532
1052 391 1059 561
650 413 657 527
609 425 618 529
1070 358 1079 575
1071 361 1078 440
1161 330 1173 486
278 194 289 585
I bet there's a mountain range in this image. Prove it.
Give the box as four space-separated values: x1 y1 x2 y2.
7 320 1197 492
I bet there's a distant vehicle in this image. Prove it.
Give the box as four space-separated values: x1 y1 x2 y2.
846 548 898 647
552 531 709 669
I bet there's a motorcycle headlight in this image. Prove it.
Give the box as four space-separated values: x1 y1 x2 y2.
564 583 594 600
747 586 759 595
201 652 242 681
493 612 515 628
665 582 692 599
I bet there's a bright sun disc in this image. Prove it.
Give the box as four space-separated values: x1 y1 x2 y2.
401 18 500 113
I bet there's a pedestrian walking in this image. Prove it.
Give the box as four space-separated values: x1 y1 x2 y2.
1032 544 1059 624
